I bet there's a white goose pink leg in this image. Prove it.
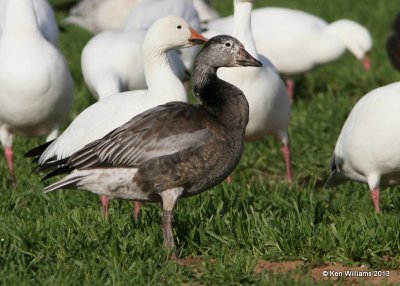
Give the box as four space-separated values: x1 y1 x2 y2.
133 201 142 222
100 195 110 219
286 79 295 102
1 127 15 184
5 147 14 174
5 147 16 184
371 187 381 213
281 143 293 183
101 195 142 221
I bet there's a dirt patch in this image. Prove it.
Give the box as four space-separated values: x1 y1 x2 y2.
256 260 304 274
177 256 204 271
256 260 400 285
310 263 400 285
177 257 400 285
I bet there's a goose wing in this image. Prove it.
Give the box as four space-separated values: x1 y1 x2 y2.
53 102 215 174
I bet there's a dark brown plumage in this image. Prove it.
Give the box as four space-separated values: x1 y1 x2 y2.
387 12 400 70
41 35 261 252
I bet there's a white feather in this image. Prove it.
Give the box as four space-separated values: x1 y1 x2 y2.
206 7 372 76
0 0 72 148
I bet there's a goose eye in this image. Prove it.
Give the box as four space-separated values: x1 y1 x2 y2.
177 25 182 29
225 42 231 47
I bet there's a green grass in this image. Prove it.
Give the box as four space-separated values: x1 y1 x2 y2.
1 0 400 284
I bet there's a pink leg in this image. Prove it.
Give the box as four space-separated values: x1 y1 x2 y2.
371 187 381 213
286 79 295 102
226 175 233 184
133 201 142 222
281 143 293 183
100 195 110 219
5 147 16 185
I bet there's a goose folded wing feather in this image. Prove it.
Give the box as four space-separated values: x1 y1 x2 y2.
67 102 215 170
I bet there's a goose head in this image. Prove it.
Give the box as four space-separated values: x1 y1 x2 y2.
193 35 261 97
328 19 373 70
143 15 208 51
197 35 262 69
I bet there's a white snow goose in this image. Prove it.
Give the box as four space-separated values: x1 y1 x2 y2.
82 0 200 99
206 7 372 99
63 0 216 34
0 0 59 46
81 27 188 99
326 82 400 213
0 0 73 183
62 0 140 33
38 35 262 254
26 16 207 219
216 0 292 182
125 0 202 75
192 0 219 27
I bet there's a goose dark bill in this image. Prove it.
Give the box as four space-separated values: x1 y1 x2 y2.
235 47 262 67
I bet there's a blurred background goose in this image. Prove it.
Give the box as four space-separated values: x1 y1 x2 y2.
39 35 261 253
205 7 372 99
63 0 141 33
82 0 200 99
27 16 207 219
125 0 202 72
0 0 59 45
0 0 73 183
64 0 218 34
192 0 219 27
326 82 400 213
216 0 292 182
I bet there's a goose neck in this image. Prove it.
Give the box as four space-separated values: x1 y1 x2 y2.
193 64 249 130
326 20 370 60
232 1 258 58
2 0 41 36
143 45 180 88
326 22 349 47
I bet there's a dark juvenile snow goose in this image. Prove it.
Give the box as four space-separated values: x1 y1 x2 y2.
40 35 261 251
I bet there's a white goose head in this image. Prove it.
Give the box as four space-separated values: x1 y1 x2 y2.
142 16 207 94
328 19 373 69
143 15 208 52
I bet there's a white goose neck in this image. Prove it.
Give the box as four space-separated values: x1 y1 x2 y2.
2 0 41 36
326 21 352 49
142 43 186 100
232 1 258 58
326 20 371 60
143 45 174 85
